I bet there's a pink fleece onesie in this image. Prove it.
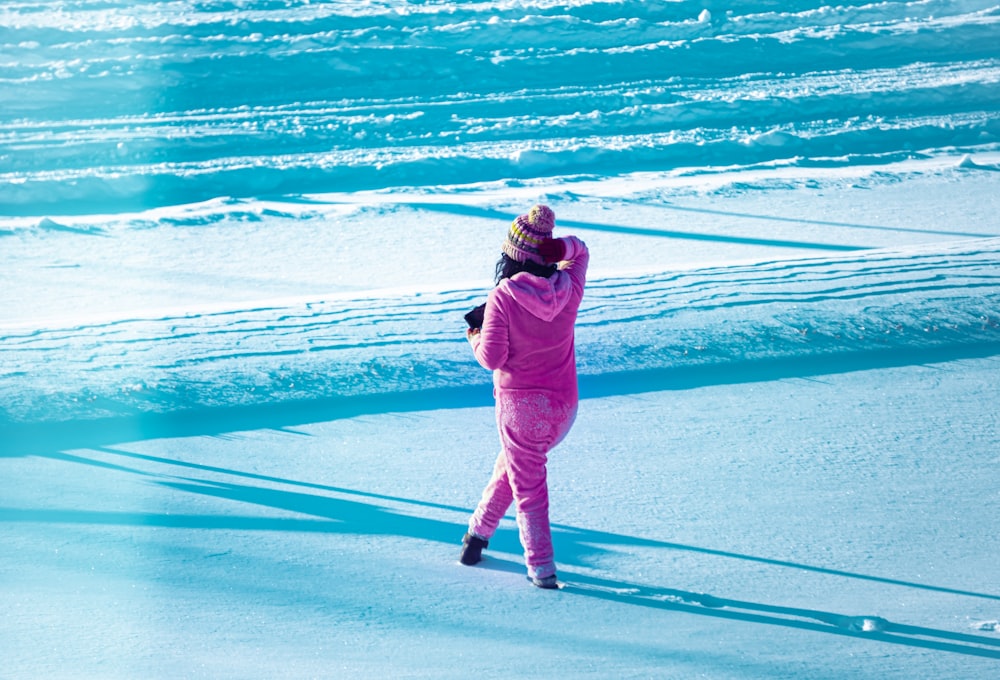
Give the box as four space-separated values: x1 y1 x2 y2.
467 236 589 579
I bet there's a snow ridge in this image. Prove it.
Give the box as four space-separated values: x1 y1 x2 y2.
2 0 999 214
2 238 998 431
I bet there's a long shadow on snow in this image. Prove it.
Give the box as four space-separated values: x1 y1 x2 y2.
403 203 868 251
477 557 1000 660
4 467 997 659
401 202 994 245
206 472 998 659
158 474 1000 605
7 443 999 606
3 341 999 459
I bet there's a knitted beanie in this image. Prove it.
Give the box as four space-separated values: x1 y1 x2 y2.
502 204 555 264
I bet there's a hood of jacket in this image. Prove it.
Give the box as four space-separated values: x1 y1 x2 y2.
499 270 574 322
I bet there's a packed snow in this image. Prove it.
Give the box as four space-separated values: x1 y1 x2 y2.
2 1 999 678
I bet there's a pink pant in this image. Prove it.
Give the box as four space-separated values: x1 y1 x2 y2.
468 391 577 579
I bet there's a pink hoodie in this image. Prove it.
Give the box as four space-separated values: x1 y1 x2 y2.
469 236 589 404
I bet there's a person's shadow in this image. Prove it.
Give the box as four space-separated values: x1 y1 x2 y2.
151 474 1000 660
7 444 996 660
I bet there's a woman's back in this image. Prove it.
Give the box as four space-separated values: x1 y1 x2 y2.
472 236 588 401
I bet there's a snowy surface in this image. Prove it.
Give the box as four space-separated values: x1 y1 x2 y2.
2 1 1000 678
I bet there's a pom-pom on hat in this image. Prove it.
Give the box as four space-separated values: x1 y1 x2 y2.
503 204 555 264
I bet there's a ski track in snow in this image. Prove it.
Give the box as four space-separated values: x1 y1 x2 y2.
1 0 999 214
2 237 998 430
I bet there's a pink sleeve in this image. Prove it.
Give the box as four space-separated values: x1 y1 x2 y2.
559 236 589 294
468 288 509 370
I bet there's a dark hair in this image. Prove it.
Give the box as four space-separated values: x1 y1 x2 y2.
494 253 557 286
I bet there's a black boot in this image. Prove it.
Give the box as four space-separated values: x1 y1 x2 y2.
530 574 559 589
459 533 488 566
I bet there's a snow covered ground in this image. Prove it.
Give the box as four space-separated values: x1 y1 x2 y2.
2 1 999 678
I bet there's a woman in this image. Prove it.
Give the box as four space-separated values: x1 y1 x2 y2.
460 204 589 589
